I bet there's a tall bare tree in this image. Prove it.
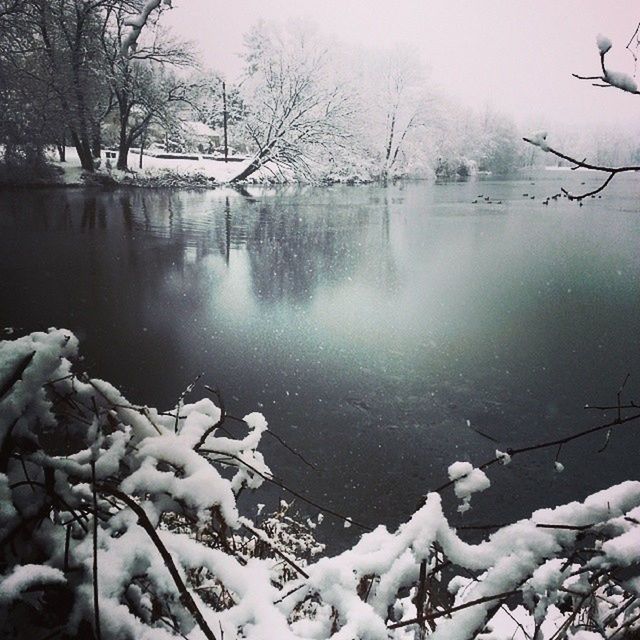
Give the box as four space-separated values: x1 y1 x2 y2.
98 2 195 169
0 0 112 170
230 23 353 183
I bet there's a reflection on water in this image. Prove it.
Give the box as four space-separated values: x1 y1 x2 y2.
1 177 639 548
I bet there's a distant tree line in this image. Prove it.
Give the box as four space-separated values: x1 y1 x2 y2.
3 4 617 185
0 0 198 175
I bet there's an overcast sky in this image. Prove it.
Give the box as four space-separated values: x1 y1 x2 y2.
166 1 639 129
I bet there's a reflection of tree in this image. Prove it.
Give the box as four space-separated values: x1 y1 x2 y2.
111 188 398 309
224 197 231 265
0 186 400 327
80 196 106 230
244 191 398 304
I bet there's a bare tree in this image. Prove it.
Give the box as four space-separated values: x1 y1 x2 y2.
98 3 195 170
374 49 431 180
524 26 640 199
230 23 353 183
0 0 112 171
0 0 181 172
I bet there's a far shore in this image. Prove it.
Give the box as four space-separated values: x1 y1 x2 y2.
0 147 583 190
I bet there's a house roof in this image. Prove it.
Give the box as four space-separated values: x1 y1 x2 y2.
184 120 217 138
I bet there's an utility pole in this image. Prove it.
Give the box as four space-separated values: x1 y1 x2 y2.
222 80 229 163
139 126 146 169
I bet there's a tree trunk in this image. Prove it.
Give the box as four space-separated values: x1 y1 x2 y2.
117 136 130 171
91 122 102 159
56 131 66 162
116 98 131 170
116 114 130 170
222 81 228 162
139 130 146 169
71 130 95 171
229 156 263 182
382 109 397 182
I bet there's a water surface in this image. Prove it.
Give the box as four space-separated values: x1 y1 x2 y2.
1 173 639 546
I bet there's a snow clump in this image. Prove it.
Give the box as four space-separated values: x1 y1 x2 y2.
605 70 638 93
597 34 613 54
528 131 549 151
448 460 491 513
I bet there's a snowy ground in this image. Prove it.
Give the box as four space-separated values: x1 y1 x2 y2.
49 147 253 185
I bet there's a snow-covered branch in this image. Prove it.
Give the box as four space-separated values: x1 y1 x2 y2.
120 0 171 55
2 329 640 639
523 134 640 199
572 33 640 95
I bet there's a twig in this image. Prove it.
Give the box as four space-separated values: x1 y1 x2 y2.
415 559 428 628
200 448 371 531
91 460 102 640
455 522 511 531
194 387 226 449
617 374 630 424
174 373 203 432
98 483 219 640
468 426 500 444
522 138 640 200
424 410 640 502
264 429 317 470
500 604 533 640
64 525 71 573
548 580 602 640
585 403 638 411
597 430 612 453
536 523 594 531
18 454 36 493
225 413 317 470
387 589 521 629
602 595 638 629
608 610 640 639
273 583 307 605
239 520 309 579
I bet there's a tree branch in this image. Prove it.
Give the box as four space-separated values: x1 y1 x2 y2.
388 589 521 629
522 137 640 200
98 483 219 640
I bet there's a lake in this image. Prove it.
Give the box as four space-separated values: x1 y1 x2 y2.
1 172 639 548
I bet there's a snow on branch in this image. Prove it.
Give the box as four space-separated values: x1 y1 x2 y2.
2 329 640 639
521 26 640 200
573 33 640 95
447 461 491 513
121 0 172 55
523 133 640 200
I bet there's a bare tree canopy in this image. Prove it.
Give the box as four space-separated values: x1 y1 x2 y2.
229 23 354 182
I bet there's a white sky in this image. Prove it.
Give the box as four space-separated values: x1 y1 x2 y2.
166 1 639 128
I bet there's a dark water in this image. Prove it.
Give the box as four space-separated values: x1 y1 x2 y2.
1 173 639 548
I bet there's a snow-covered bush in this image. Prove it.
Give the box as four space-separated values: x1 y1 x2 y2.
435 156 477 180
120 168 217 188
1 329 640 640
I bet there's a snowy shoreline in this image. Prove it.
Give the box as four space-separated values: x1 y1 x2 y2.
1 145 589 190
